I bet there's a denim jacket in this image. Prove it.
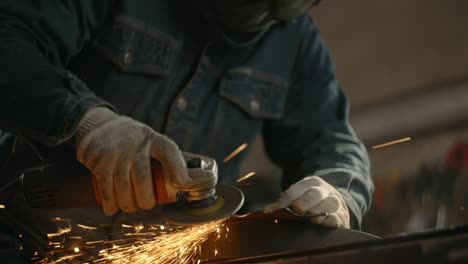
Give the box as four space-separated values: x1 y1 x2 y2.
0 0 373 227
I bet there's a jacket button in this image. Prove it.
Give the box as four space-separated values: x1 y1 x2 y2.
250 99 260 113
177 97 188 111
123 51 132 64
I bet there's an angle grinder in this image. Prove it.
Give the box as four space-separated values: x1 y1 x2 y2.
0 147 244 225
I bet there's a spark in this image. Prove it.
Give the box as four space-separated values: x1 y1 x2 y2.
123 232 156 237
18 234 23 238
274 219 278 224
47 225 71 238
0 204 5 209
236 171 256 183
77 224 98 231
92 220 223 264
223 143 248 163
55 254 82 263
147 225 167 231
372 137 412 149
132 224 145 233
51 217 71 222
39 219 224 264
86 240 105 245
216 227 221 240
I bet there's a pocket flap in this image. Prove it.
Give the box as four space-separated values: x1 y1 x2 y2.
220 68 289 119
93 15 180 76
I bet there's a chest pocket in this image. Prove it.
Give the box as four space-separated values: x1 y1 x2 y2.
219 67 289 120
93 15 180 76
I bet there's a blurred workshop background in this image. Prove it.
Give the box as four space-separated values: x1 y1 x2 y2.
238 0 468 236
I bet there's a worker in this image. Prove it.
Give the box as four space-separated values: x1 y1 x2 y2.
0 0 373 248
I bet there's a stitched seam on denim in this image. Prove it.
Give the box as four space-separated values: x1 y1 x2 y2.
114 15 180 48
93 43 168 75
219 91 285 119
228 67 289 88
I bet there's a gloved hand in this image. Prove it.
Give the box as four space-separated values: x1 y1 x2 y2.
74 107 189 215
264 176 350 228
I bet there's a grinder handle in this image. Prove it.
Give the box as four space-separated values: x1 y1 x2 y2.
22 152 217 210
23 158 170 209
90 159 171 206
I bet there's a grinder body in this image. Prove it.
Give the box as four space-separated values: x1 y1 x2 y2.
20 152 218 210
0 138 244 224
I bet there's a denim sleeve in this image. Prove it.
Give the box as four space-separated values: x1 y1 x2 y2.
0 0 115 146
262 18 374 228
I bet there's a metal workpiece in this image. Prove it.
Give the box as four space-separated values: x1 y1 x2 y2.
200 210 378 263
199 211 468 264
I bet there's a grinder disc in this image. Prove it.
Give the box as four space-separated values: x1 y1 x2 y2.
162 185 244 225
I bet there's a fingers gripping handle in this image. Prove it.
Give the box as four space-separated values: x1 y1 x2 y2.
91 160 175 206
21 152 217 210
92 152 218 206
151 159 172 204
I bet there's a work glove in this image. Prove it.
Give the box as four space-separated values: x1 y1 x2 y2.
74 107 189 215
264 176 350 228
